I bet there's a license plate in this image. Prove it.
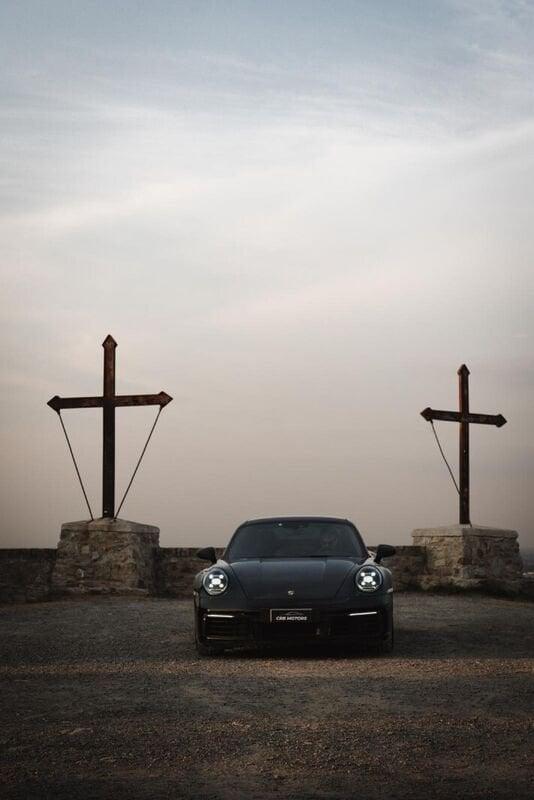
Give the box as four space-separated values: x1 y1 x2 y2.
270 608 312 623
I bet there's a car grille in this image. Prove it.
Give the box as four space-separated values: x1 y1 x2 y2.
204 608 385 641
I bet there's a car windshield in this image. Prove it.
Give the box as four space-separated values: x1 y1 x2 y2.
226 521 366 560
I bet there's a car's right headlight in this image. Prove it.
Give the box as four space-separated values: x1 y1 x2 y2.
203 568 229 595
355 566 383 593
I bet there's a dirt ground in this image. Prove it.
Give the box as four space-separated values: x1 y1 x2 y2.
0 593 533 800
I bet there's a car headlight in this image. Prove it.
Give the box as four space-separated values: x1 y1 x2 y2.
355 566 383 593
203 568 229 595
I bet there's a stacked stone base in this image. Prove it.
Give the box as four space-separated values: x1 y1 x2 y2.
412 525 523 595
52 518 159 596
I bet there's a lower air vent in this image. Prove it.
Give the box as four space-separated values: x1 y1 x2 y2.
205 615 250 639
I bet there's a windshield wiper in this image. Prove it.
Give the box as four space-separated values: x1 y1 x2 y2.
302 554 355 558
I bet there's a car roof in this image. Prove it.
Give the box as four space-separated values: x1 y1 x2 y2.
239 516 353 526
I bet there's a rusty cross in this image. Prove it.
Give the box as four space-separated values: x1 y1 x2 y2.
48 335 172 519
421 365 506 525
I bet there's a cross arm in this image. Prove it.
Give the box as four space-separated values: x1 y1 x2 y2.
48 391 173 412
421 407 506 427
47 395 103 412
113 391 173 407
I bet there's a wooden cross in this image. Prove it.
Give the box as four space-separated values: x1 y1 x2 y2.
421 364 506 525
48 335 172 519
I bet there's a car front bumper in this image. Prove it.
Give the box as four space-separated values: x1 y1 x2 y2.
195 597 393 648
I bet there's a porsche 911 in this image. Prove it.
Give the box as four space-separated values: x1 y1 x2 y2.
193 516 395 655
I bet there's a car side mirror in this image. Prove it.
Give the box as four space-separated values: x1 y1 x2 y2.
375 544 396 564
196 546 217 564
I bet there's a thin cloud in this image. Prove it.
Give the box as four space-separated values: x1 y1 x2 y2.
1 1 533 547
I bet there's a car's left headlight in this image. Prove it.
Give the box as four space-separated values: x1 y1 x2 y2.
355 566 383 592
203 568 229 595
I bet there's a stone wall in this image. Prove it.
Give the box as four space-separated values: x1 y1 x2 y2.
0 549 57 603
156 548 225 597
375 546 427 591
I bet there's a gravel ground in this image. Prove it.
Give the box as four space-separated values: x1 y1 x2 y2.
0 593 533 800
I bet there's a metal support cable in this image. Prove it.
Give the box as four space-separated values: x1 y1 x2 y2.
55 411 94 520
429 420 460 496
114 406 164 519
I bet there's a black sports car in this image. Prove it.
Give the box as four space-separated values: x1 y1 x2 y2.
193 516 395 655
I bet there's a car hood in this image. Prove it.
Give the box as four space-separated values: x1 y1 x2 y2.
228 558 361 603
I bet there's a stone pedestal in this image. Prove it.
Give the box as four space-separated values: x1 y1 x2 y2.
412 525 523 594
52 518 160 596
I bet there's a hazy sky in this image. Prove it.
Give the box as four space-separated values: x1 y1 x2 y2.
1 1 533 549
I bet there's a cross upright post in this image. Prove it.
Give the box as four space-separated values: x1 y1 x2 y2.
102 335 117 519
48 335 172 519
458 365 469 524
421 364 506 526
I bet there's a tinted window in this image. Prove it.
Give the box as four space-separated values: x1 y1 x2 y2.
226 521 365 560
